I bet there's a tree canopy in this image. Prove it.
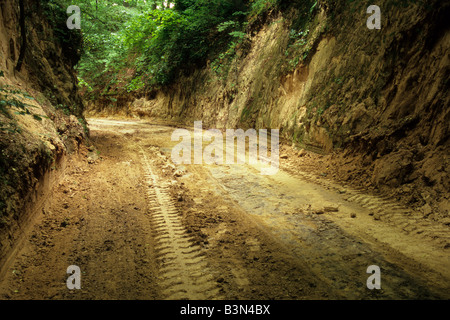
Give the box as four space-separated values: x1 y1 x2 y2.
43 0 311 98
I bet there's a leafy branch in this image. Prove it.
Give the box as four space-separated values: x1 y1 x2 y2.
0 72 47 133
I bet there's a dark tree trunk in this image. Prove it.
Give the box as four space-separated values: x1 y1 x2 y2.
15 0 26 72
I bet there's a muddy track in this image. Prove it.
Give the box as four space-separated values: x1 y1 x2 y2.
281 161 450 249
140 148 222 300
205 164 448 299
95 122 224 299
0 118 448 300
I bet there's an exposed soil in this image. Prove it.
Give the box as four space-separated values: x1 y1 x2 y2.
0 118 448 300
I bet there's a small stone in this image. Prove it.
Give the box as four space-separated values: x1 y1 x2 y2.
373 213 381 220
87 151 99 161
350 213 357 218
164 163 175 170
173 170 183 177
421 203 432 217
402 185 412 193
298 149 307 157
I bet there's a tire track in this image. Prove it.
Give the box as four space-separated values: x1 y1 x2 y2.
205 157 448 299
281 161 450 249
139 148 223 300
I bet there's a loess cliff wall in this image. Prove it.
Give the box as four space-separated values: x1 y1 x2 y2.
0 0 86 269
91 0 449 221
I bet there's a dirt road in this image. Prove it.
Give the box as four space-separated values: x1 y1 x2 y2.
0 118 448 300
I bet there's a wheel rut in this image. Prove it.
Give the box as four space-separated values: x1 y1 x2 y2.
140 149 223 300
281 161 450 249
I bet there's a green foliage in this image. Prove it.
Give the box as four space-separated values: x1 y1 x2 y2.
77 76 93 92
280 0 320 72
208 4 254 82
285 28 310 68
249 0 278 17
126 76 146 93
217 20 240 32
122 8 190 85
73 0 136 96
73 0 253 96
54 103 71 116
211 26 247 81
72 0 321 103
120 0 249 86
0 81 47 134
